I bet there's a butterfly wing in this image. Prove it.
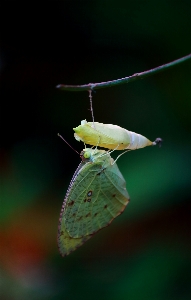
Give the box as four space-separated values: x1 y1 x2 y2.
58 161 94 257
63 159 105 238
64 152 130 238
58 216 92 257
57 149 130 257
99 159 130 222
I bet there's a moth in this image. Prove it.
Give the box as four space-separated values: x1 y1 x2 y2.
57 148 130 257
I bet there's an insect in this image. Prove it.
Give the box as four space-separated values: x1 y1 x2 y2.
73 120 162 150
57 148 130 257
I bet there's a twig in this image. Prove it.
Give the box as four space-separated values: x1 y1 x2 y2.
56 53 191 92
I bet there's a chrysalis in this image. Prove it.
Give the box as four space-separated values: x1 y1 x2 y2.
73 120 162 150
57 148 130 257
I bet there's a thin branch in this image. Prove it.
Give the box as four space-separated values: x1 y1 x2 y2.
56 53 191 92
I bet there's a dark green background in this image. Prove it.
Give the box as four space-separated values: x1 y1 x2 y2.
1 1 191 299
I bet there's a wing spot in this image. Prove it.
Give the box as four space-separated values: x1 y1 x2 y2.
68 200 74 206
87 190 93 197
112 194 116 197
87 198 91 202
104 205 108 209
85 212 91 217
94 212 98 216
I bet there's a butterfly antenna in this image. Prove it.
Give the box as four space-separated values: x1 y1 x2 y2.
89 89 95 128
57 133 79 155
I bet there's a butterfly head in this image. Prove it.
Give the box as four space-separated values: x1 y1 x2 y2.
80 148 93 162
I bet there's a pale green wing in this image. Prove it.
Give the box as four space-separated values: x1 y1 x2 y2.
58 160 93 257
104 161 129 199
64 151 130 239
57 148 130 257
57 217 92 257
87 166 130 235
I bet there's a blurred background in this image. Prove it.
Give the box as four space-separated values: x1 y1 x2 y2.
1 1 191 299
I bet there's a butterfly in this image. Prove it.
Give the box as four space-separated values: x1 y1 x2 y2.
73 120 162 150
57 148 130 257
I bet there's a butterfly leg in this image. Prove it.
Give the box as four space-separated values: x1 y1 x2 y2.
98 144 120 159
112 149 131 165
